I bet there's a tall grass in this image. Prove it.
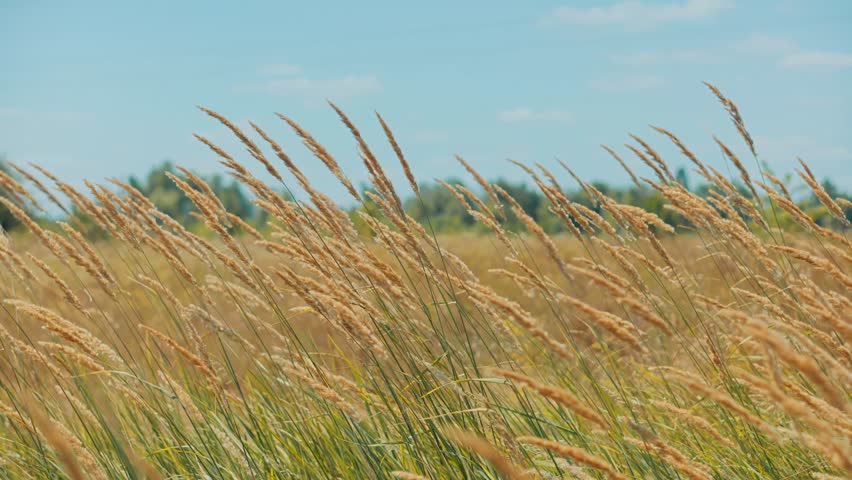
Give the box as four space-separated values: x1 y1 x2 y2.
0 84 849 479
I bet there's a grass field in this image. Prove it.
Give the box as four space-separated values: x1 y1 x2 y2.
0 85 850 479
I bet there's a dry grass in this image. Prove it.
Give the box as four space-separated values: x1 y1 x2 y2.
0 83 849 479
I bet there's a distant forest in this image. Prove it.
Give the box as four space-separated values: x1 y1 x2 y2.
2 159 850 237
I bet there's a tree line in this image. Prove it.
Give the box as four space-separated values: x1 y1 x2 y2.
2 160 850 237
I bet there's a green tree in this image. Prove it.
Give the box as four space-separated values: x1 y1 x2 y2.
404 179 474 232
123 162 257 229
0 159 21 231
492 179 543 232
128 162 196 225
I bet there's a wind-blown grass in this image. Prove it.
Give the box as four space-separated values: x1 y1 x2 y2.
0 84 849 479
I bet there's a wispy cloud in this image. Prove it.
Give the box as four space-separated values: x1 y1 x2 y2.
780 51 852 69
0 107 28 118
738 33 852 70
541 0 733 30
756 135 852 163
738 33 796 55
236 65 381 100
497 107 572 123
590 75 665 91
250 75 380 99
411 130 449 144
0 107 88 122
258 63 303 76
612 50 716 66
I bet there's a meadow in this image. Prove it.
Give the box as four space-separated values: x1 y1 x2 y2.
0 84 850 479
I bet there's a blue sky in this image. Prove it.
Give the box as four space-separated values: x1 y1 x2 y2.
2 0 851 204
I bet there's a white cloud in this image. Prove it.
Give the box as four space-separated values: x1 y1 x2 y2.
775 0 796 14
818 146 852 161
411 130 449 144
738 33 797 55
236 71 381 100
738 33 852 70
0 107 28 118
541 0 732 29
780 51 852 69
497 108 572 123
743 135 852 188
258 75 380 99
0 107 88 122
612 50 716 66
756 134 812 153
259 63 303 76
756 135 852 169
590 75 665 91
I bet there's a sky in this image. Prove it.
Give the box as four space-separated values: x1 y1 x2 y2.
2 0 852 205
